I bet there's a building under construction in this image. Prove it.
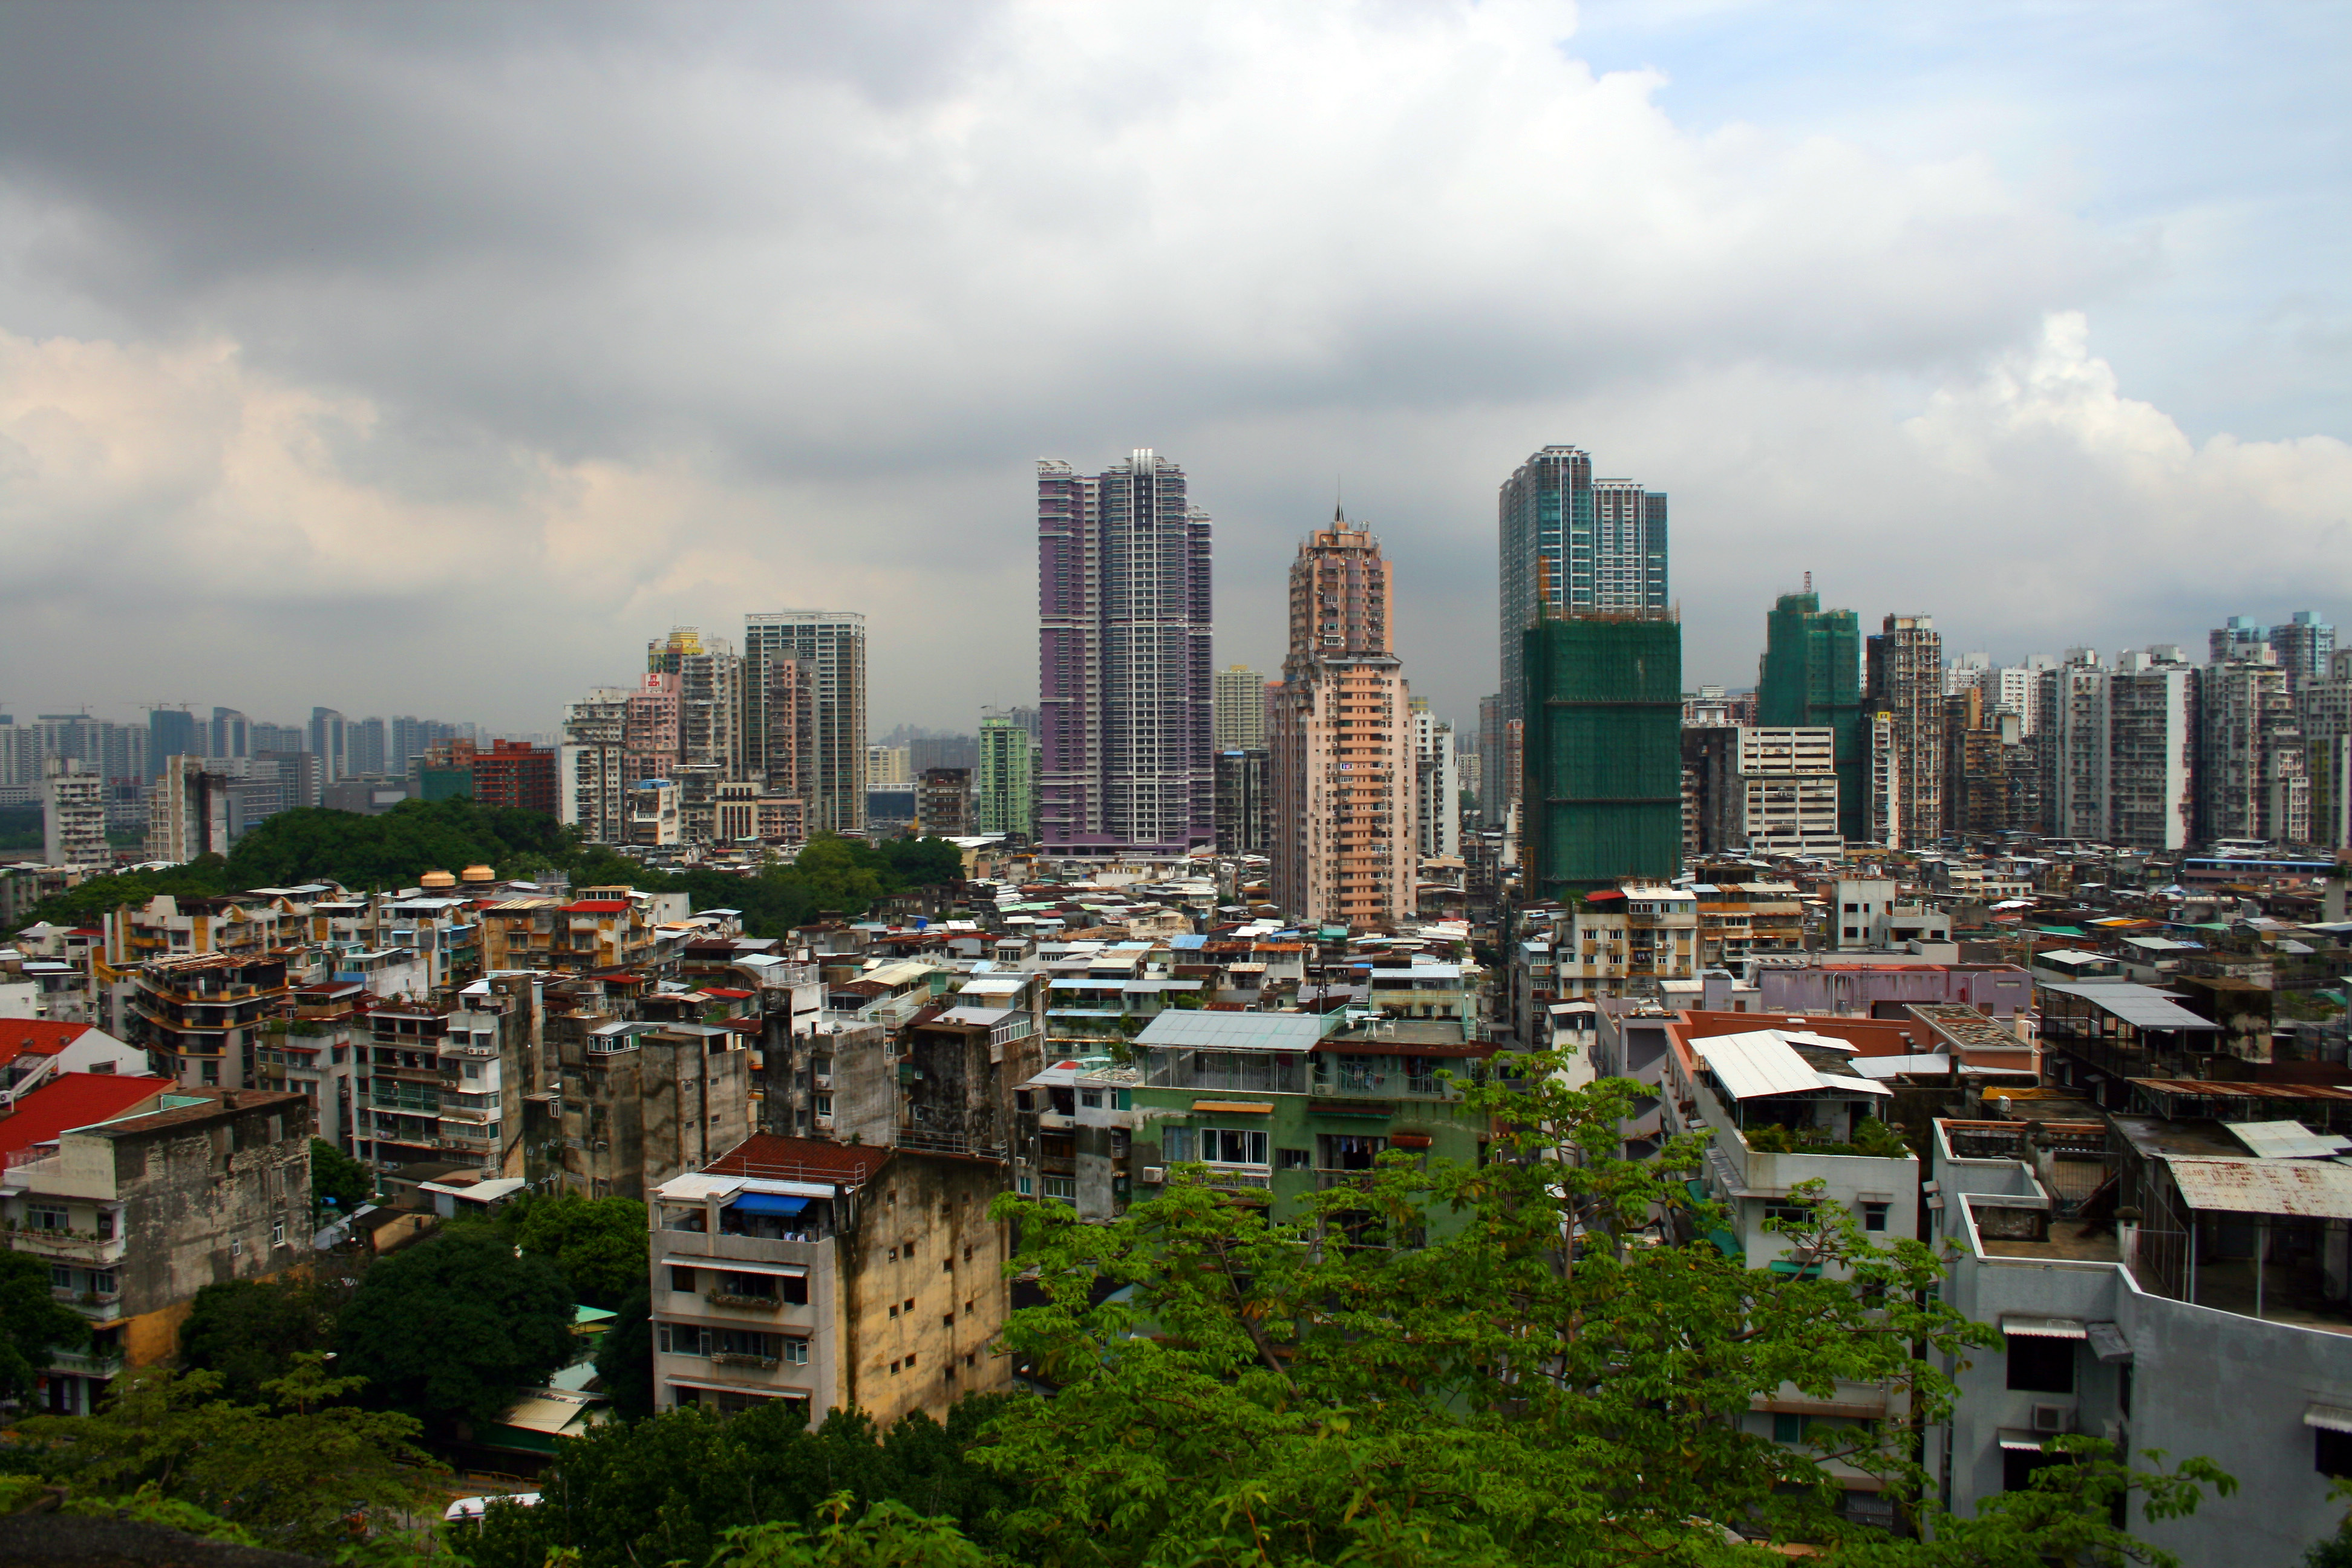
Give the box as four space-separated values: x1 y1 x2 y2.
1521 612 1682 900
1757 586 1866 841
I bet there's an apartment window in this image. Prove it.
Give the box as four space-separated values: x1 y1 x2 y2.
94 1211 114 1241
1861 1203 1890 1233
271 1221 286 1247
783 1336 809 1365
904 1352 916 1369
1203 1129 1269 1166
1161 1129 1194 1162
2005 1338 2074 1394
1276 1148 1312 1171
1772 1413 1810 1443
1079 1089 1102 1109
670 1266 697 1292
28 1205 67 1232
1042 1176 1077 1204
49 1264 72 1290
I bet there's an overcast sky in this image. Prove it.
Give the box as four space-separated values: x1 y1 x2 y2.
2 0 2346 737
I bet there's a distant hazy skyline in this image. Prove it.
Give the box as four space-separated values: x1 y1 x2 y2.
1 1 2344 736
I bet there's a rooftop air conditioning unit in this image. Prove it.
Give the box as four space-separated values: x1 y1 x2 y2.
1141 1166 1166 1184
2031 1404 2073 1434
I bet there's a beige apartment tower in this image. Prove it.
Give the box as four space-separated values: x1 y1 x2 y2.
1270 511 1417 930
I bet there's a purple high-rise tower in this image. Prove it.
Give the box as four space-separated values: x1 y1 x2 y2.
1037 450 1214 855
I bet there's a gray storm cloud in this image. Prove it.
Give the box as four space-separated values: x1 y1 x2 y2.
0 0 2343 732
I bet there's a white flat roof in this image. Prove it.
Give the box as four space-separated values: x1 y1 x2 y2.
1694 1030 1895 1100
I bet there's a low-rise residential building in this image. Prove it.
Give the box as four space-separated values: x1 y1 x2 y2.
1927 1116 2352 1567
647 1134 1013 1423
1118 1010 1495 1220
559 1021 755 1200
126 952 291 1091
1 1083 309 1413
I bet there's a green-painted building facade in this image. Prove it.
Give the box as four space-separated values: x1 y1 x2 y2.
1125 1010 1494 1222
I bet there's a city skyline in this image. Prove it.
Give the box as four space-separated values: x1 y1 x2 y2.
0 5 2344 733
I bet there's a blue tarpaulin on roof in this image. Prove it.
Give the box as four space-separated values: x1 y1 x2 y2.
729 1193 809 1217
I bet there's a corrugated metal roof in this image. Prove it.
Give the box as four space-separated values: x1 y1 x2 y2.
1694 1030 1894 1101
2226 1120 2352 1160
1136 1011 1337 1053
2305 1404 2352 1433
2037 983 2220 1031
2164 1155 2352 1218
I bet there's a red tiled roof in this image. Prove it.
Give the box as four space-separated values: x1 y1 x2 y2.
702 1132 892 1187
0 1073 175 1159
0 1021 94 1058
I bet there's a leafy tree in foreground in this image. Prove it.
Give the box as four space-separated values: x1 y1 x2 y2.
19 1355 438 1556
177 1273 346 1406
0 1247 88 1402
336 1227 575 1429
455 1399 1016 1568
976 1058 2233 1567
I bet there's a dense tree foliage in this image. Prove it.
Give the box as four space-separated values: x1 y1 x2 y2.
176 1273 350 1406
468 1191 648 1310
335 1228 576 1429
0 1249 87 1402
11 792 970 936
592 1284 655 1423
959 1061 2232 1566
16 1356 437 1557
310 1137 374 1219
457 1399 1016 1568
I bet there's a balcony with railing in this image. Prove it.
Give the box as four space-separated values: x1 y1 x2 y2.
9 1229 128 1267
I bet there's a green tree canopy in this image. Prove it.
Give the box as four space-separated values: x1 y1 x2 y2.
455 1400 1016 1568
0 1248 87 1402
13 805 957 937
18 1356 438 1557
972 1060 2232 1566
175 1274 345 1407
310 1138 373 1218
494 1192 648 1310
335 1228 575 1429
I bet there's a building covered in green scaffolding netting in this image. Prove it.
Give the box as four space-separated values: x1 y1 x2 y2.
1521 613 1682 899
1756 589 1866 841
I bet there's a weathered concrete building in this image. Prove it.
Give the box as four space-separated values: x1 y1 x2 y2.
1 1086 310 1412
646 1134 1013 1423
559 1021 754 1199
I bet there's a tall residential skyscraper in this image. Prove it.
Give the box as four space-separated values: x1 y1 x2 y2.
1866 615 1944 849
309 708 348 784
146 708 199 781
1037 451 1214 855
976 710 1037 840
1521 613 1682 898
1271 511 1416 929
1213 665 1268 752
1412 702 1460 860
1757 588 1865 841
1497 446 1668 756
744 612 867 837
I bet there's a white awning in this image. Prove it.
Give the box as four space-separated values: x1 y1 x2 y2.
665 1376 812 1396
661 1257 806 1278
1998 1430 2053 1452
2304 1404 2352 1433
2001 1315 2086 1339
